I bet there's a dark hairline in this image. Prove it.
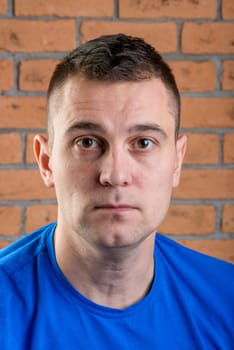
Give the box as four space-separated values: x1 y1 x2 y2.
46 34 181 141
46 75 179 147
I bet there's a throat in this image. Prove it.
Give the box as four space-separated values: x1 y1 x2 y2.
82 257 155 309
54 227 155 309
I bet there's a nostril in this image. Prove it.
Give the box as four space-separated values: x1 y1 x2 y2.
98 149 132 187
102 179 112 187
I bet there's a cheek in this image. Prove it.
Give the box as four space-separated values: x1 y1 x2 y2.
50 156 75 191
138 154 175 189
66 161 98 191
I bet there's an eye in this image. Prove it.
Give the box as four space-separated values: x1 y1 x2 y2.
133 138 155 150
76 137 100 149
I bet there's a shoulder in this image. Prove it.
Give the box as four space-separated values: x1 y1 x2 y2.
155 234 234 347
156 233 234 269
0 222 56 277
156 233 234 295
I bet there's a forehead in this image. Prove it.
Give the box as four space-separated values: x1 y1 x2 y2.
49 77 175 136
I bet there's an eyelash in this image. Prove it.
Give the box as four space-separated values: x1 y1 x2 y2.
131 138 156 150
75 137 101 149
74 136 158 152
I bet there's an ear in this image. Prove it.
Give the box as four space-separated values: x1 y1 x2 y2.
172 135 187 188
34 134 54 188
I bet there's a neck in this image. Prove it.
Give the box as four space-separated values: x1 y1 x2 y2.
54 228 156 309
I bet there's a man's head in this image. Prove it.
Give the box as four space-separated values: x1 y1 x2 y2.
35 33 186 251
47 33 180 142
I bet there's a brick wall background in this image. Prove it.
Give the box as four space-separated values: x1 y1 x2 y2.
0 0 233 262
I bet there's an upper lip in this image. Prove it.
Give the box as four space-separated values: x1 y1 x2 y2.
95 204 137 209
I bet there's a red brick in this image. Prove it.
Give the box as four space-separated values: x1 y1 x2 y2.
0 133 22 164
19 59 60 92
0 0 7 14
169 61 216 92
182 23 234 54
222 0 234 19
81 21 177 53
0 206 21 235
159 205 216 235
0 170 55 200
15 0 113 16
0 96 46 128
119 0 216 19
223 134 234 164
0 59 14 91
173 169 234 199
26 133 36 164
184 133 219 165
0 20 76 53
222 60 234 91
178 239 234 263
222 204 234 233
181 98 234 128
0 240 10 248
25 205 57 233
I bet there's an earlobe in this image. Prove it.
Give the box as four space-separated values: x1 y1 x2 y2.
172 135 187 188
34 135 54 188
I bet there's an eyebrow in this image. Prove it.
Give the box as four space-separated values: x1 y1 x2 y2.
66 121 105 135
66 121 168 139
128 123 168 139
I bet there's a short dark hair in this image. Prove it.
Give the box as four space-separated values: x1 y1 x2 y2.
47 33 180 136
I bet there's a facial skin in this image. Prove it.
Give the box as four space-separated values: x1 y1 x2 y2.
35 77 186 253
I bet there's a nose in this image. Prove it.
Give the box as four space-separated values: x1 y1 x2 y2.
99 147 133 187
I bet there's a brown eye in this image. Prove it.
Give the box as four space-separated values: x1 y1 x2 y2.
135 138 154 149
76 137 99 149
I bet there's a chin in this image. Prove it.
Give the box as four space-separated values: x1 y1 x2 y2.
94 228 152 251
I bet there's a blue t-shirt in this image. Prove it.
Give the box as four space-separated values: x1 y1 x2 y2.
0 223 233 349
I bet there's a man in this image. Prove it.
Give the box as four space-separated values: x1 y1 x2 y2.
0 34 233 349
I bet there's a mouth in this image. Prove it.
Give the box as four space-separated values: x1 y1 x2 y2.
94 204 138 214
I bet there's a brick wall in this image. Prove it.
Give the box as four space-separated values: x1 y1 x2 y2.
0 0 233 262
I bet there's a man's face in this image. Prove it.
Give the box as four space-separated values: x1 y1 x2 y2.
37 77 186 249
